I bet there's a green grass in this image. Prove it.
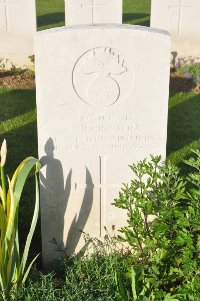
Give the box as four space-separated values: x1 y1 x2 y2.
8 239 129 301
167 92 200 166
0 89 37 172
36 0 65 30
36 0 151 30
123 0 151 26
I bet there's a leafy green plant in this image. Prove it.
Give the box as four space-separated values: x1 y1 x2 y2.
53 234 129 301
9 64 23 76
9 272 57 301
176 57 200 85
0 139 41 299
7 236 129 301
28 55 35 64
0 58 7 71
115 267 181 301
27 69 35 79
113 151 200 300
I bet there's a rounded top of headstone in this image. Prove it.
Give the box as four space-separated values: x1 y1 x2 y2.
36 24 170 38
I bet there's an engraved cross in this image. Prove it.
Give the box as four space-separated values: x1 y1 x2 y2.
0 0 19 31
168 0 193 34
81 0 107 24
75 156 120 236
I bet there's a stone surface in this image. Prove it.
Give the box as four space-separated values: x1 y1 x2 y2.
151 0 200 59
35 24 171 266
65 0 122 25
0 0 36 67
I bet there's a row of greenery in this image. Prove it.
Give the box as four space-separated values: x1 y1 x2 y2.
114 151 200 300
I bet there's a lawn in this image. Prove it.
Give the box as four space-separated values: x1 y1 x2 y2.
0 0 200 299
36 0 151 30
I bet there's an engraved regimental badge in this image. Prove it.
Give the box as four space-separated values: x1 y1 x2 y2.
73 47 134 108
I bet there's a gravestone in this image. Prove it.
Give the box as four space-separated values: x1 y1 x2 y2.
35 24 171 266
151 0 200 59
65 0 122 25
0 0 36 67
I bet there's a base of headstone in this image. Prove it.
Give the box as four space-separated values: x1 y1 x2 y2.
171 34 200 60
0 31 34 69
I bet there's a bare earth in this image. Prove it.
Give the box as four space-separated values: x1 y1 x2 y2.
0 69 35 89
170 71 200 94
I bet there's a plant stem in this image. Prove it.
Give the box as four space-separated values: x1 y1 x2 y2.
132 224 144 255
144 214 153 239
129 198 144 255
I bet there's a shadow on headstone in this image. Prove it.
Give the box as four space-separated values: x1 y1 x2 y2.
65 167 94 255
40 137 71 253
40 137 93 257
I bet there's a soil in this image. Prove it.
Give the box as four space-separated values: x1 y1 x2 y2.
0 69 35 89
170 70 200 94
0 68 199 94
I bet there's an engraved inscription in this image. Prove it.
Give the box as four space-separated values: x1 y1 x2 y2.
72 47 134 108
168 0 193 34
52 114 163 152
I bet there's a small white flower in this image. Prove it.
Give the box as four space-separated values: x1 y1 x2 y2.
0 139 7 167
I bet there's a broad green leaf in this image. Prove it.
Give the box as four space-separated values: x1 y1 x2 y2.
5 179 16 244
18 169 40 283
0 203 4 232
0 167 6 212
12 158 39 201
0 185 3 202
0 151 40 293
115 272 129 301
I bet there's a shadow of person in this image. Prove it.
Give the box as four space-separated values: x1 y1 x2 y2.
65 167 94 255
40 137 72 258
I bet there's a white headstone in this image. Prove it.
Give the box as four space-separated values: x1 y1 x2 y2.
151 0 200 59
35 24 171 266
0 0 36 67
65 0 123 25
